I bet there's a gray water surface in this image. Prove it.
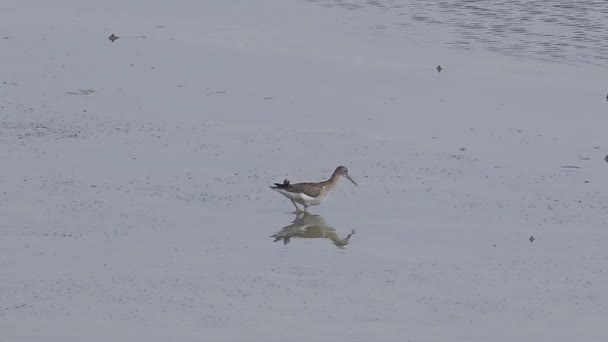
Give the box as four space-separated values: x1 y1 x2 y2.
307 0 608 66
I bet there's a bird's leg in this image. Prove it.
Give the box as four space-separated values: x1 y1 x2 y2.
290 199 301 211
303 204 309 212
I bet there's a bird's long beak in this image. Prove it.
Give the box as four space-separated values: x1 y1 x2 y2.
345 174 358 187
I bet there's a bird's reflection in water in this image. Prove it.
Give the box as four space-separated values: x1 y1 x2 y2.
271 212 356 248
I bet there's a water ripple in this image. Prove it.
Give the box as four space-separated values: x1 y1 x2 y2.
306 0 608 66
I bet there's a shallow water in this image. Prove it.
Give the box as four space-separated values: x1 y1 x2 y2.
306 0 608 66
1 1 608 341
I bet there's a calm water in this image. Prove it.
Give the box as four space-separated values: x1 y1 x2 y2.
307 0 608 67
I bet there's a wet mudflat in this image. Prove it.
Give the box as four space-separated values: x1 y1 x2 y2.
1 1 608 341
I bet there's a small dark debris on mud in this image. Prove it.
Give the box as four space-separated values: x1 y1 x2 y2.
67 89 96 95
529 236 535 243
108 33 119 42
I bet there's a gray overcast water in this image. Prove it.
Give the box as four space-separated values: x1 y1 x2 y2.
308 0 608 66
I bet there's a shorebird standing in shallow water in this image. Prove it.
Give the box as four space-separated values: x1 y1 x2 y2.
270 166 358 211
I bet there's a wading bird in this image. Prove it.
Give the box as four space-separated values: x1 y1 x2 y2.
270 166 358 211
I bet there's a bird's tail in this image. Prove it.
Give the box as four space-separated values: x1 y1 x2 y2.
271 179 290 189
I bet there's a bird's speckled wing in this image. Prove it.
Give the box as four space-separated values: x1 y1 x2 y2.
281 182 323 198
